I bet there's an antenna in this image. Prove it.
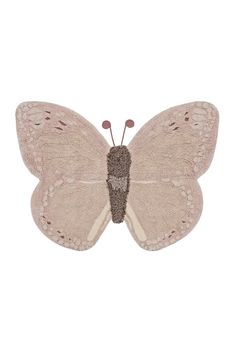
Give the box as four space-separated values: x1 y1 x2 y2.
102 120 115 146
121 119 135 145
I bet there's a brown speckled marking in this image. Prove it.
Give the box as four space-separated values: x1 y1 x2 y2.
59 120 67 126
106 146 131 223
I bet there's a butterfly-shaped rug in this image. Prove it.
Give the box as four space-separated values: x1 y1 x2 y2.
16 101 219 251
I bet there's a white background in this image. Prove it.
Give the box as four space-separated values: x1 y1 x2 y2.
0 1 234 352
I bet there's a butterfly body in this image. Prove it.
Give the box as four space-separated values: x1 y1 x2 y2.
106 145 131 223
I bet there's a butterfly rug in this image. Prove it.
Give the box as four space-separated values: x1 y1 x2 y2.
16 101 219 251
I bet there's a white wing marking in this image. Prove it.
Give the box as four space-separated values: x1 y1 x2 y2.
125 203 147 242
87 203 111 241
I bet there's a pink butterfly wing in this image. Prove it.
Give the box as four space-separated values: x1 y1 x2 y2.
16 102 111 250
126 102 219 250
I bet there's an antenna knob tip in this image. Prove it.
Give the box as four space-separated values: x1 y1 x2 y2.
102 120 111 129
126 119 134 128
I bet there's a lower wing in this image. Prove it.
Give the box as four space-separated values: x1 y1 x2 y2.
31 178 111 250
125 178 202 250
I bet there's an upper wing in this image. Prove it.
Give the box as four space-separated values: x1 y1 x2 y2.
16 102 110 180
128 102 219 180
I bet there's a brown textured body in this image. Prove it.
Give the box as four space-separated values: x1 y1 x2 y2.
106 146 131 223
